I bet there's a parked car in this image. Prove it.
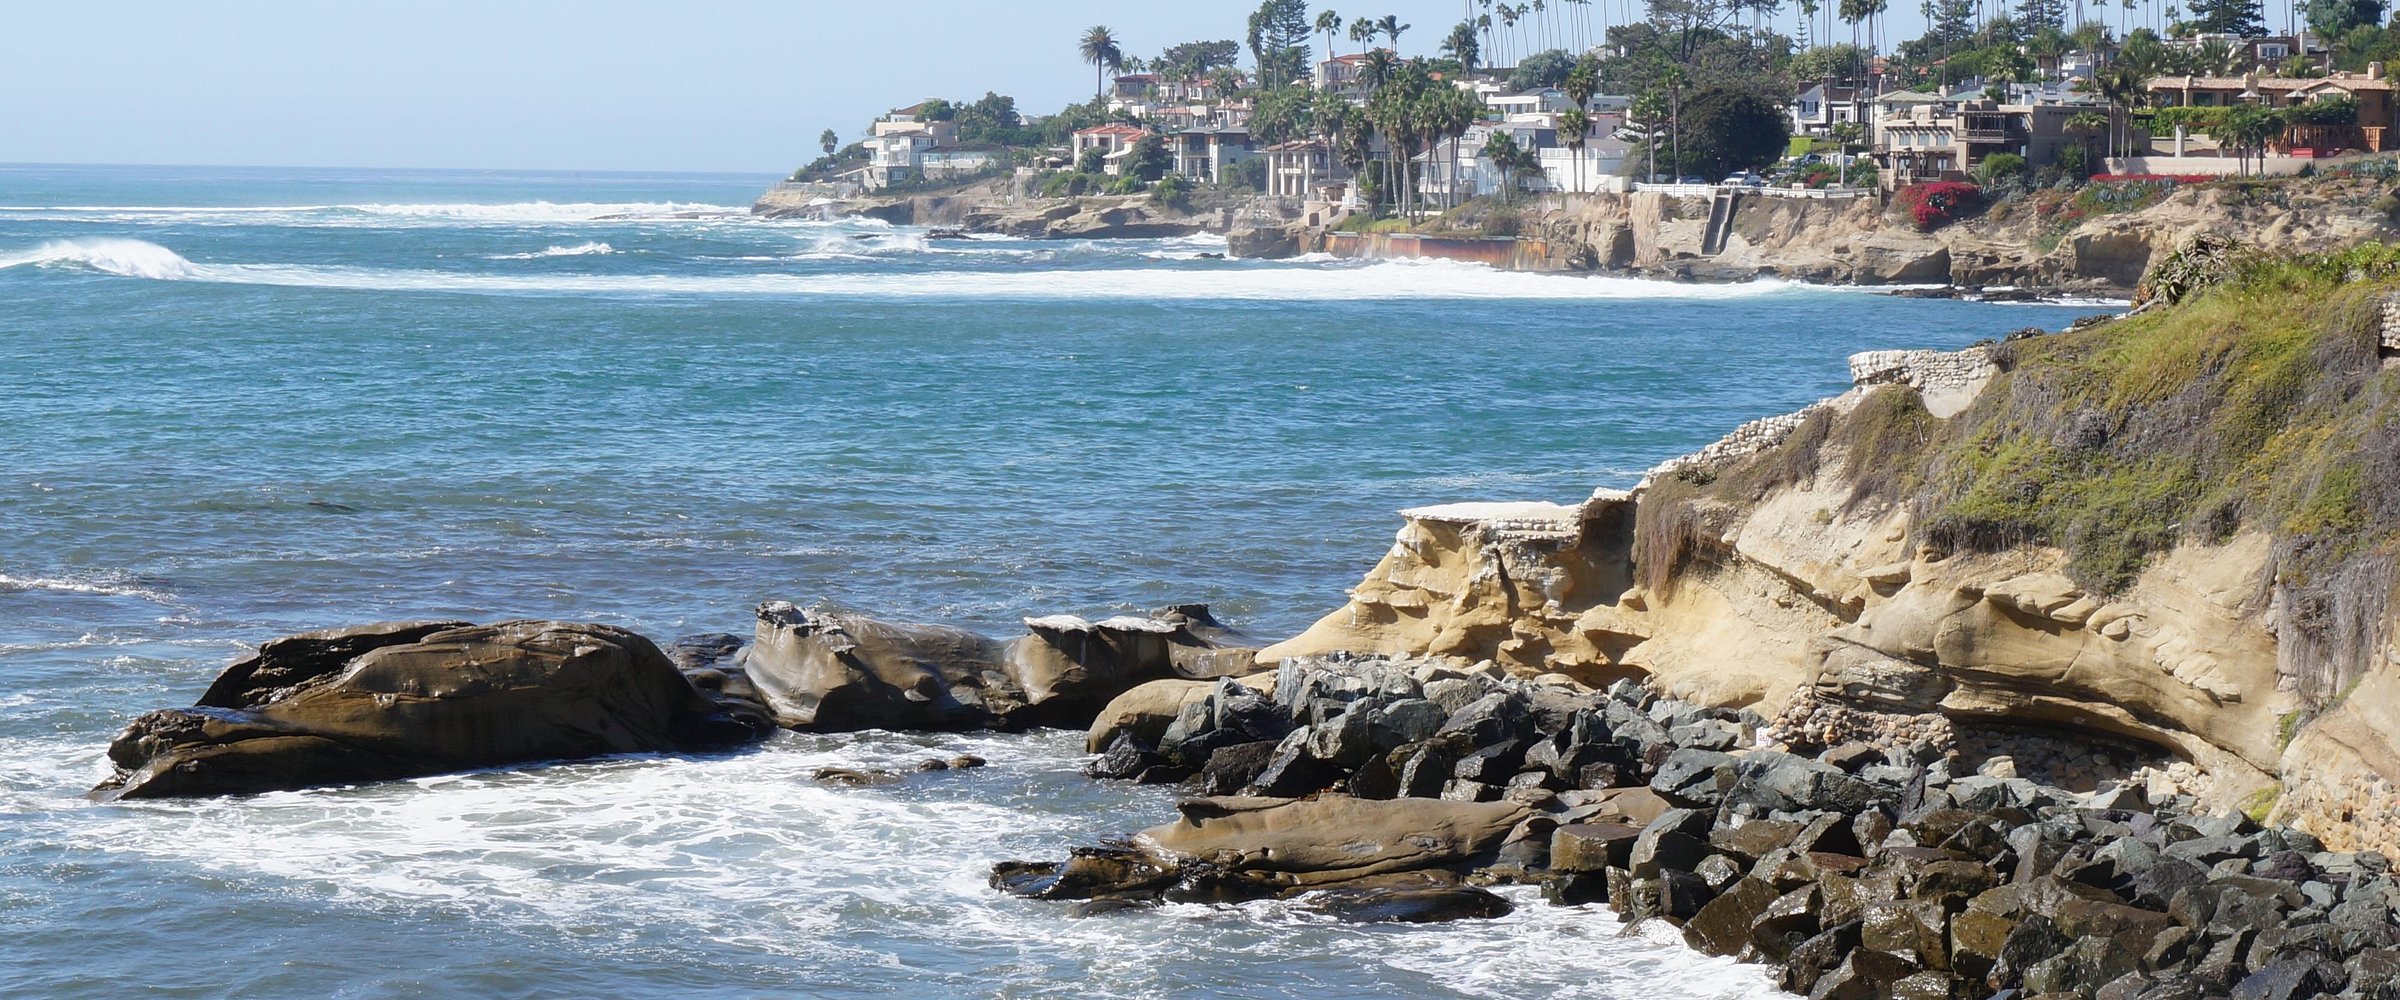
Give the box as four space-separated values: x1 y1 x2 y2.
1723 171 1768 187
1675 175 1710 184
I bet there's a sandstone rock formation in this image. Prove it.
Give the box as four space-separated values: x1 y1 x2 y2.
96 620 769 799
1494 177 2400 295
744 601 1258 731
753 180 1278 241
1257 339 2353 846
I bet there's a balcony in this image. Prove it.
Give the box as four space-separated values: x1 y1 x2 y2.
1959 128 2010 143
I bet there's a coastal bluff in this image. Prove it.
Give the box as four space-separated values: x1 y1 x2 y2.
1262 262 2400 859
753 178 1272 240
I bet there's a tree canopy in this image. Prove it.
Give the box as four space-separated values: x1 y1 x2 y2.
2187 0 2268 35
1157 40 1243 79
1675 87 1792 178
2305 0 2386 36
1509 49 1578 90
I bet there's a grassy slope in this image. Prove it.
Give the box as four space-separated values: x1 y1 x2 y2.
1638 245 2400 712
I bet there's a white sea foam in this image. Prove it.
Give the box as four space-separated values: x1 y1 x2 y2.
6 729 1786 999
0 238 200 280
491 241 616 260
16 239 1822 303
0 571 178 604
0 201 744 227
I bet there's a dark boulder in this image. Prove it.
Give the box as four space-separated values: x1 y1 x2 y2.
97 620 765 799
1686 877 1780 956
1652 748 1740 807
2227 956 2335 1000
1085 732 1163 780
1301 884 1514 923
1725 752 1891 817
2024 936 2141 995
1552 822 1644 874
1195 741 1278 795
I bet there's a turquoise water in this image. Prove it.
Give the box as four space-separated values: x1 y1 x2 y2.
0 164 2106 998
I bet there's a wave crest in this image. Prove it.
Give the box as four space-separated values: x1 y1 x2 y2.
492 241 616 260
0 571 178 604
0 238 198 280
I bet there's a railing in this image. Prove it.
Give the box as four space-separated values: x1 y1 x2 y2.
1960 129 2010 143
1630 182 1720 197
1631 181 1873 200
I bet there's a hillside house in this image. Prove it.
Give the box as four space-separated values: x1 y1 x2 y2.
1071 124 1153 176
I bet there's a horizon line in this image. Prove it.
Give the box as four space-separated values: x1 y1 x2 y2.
0 160 785 178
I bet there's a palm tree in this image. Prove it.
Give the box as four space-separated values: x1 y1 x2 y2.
2086 63 2145 158
1080 26 1124 100
1380 15 1412 54
1830 121 1865 184
1350 16 1378 56
1362 48 1398 90
1211 66 1246 99
2064 109 2107 174
1434 84 1482 209
1444 20 1483 72
1558 107 1592 193
1659 62 1687 180
819 129 839 156
1318 8 1344 62
2028 26 2073 81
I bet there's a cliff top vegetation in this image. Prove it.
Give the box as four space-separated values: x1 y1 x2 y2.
1641 238 2400 710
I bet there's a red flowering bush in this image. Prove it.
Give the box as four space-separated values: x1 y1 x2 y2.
1900 182 1982 231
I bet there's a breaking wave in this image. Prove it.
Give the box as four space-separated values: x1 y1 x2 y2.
0 201 743 227
0 238 199 280
492 241 616 260
0 571 177 605
8 239 1819 302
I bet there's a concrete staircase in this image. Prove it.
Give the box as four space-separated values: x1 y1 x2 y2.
1700 190 1739 256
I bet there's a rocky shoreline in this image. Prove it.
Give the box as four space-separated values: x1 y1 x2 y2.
760 170 2400 301
99 611 2400 998
93 258 2400 995
1010 657 2400 999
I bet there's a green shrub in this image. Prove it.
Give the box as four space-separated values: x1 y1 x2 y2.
1977 153 2028 185
1151 174 1191 209
2054 145 2089 180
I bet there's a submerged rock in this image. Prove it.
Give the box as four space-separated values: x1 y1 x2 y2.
96 620 767 799
1302 883 1515 923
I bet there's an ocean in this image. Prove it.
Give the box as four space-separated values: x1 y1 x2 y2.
0 163 2106 998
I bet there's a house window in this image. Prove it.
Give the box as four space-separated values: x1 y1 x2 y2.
2260 43 2289 59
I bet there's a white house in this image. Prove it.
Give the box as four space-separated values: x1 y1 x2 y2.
1172 125 1257 183
1261 139 1350 199
1071 124 1153 175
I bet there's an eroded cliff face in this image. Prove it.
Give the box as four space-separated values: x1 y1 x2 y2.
1263 336 2400 851
1517 178 2400 294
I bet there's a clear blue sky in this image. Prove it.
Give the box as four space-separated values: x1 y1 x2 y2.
2 1 1512 174
50 0 2292 174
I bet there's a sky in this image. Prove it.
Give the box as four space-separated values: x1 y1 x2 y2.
13 0 2236 176
0 1 1485 175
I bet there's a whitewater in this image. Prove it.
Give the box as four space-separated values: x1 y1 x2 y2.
0 164 2111 999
